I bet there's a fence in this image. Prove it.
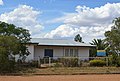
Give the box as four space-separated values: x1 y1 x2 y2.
36 56 111 67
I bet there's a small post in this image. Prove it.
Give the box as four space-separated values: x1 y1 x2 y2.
38 56 41 68
44 57 45 64
49 57 51 67
107 57 109 66
78 57 80 66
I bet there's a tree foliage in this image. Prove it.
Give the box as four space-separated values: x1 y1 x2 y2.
104 17 120 66
90 39 105 50
0 21 31 57
74 34 82 42
0 36 19 72
0 21 31 72
104 17 120 55
89 39 105 57
0 21 31 43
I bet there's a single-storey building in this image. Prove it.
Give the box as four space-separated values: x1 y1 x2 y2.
25 38 95 61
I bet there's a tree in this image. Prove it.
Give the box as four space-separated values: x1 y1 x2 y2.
74 34 82 42
0 36 20 72
89 39 105 57
104 17 120 66
104 17 120 56
90 39 105 50
0 21 31 58
0 21 31 72
0 21 31 43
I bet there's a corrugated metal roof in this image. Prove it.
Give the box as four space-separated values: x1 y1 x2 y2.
30 38 95 47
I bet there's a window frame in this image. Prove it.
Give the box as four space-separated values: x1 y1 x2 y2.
64 48 78 57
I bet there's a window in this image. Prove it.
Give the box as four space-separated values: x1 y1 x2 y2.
74 49 78 57
44 49 53 57
65 49 69 57
70 49 73 56
64 48 78 57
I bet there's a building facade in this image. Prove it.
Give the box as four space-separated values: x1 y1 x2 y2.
25 38 95 61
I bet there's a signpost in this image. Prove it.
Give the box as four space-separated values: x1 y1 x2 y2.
97 50 106 56
97 50 108 66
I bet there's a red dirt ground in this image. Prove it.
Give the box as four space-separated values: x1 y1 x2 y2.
0 74 120 81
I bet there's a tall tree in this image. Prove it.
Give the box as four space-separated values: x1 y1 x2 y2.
0 21 31 43
105 17 120 56
0 21 31 57
0 21 31 72
104 17 120 66
74 34 82 42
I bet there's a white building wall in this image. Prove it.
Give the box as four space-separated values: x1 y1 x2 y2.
34 46 44 60
53 47 64 57
26 44 34 61
16 45 90 61
33 46 89 60
78 47 89 57
63 47 89 57
15 44 35 62
78 47 89 60
34 46 64 60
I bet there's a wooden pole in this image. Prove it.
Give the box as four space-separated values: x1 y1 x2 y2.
49 57 51 67
38 56 41 68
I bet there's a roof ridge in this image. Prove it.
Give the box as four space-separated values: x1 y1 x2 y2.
30 38 95 47
32 38 73 41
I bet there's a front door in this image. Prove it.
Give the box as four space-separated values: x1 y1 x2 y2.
44 49 53 57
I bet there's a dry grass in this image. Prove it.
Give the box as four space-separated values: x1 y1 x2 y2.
34 67 120 75
1 67 120 75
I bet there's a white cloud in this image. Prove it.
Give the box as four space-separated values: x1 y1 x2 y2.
0 5 43 36
44 3 120 42
44 24 79 38
0 0 3 5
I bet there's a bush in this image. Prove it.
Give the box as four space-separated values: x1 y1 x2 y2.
0 59 15 73
116 57 120 67
28 60 38 68
90 59 106 67
53 62 62 67
60 58 79 67
108 54 120 67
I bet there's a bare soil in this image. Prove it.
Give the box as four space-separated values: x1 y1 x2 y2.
0 74 120 81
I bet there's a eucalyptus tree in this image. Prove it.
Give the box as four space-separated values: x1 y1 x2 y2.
104 17 120 56
104 17 120 66
0 21 31 72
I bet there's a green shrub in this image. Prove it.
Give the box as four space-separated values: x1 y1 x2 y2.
60 58 79 67
28 60 38 68
0 49 16 73
90 59 106 67
108 54 120 67
53 63 62 67
116 57 120 67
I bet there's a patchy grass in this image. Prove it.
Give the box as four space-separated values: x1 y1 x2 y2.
34 67 120 75
18 67 36 74
1 67 120 75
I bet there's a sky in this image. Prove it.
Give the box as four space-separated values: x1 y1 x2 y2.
0 0 120 43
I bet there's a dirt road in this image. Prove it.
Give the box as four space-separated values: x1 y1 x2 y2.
0 74 120 81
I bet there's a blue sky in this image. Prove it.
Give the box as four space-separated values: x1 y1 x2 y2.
0 0 120 42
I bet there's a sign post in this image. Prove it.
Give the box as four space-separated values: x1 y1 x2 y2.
97 50 106 56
